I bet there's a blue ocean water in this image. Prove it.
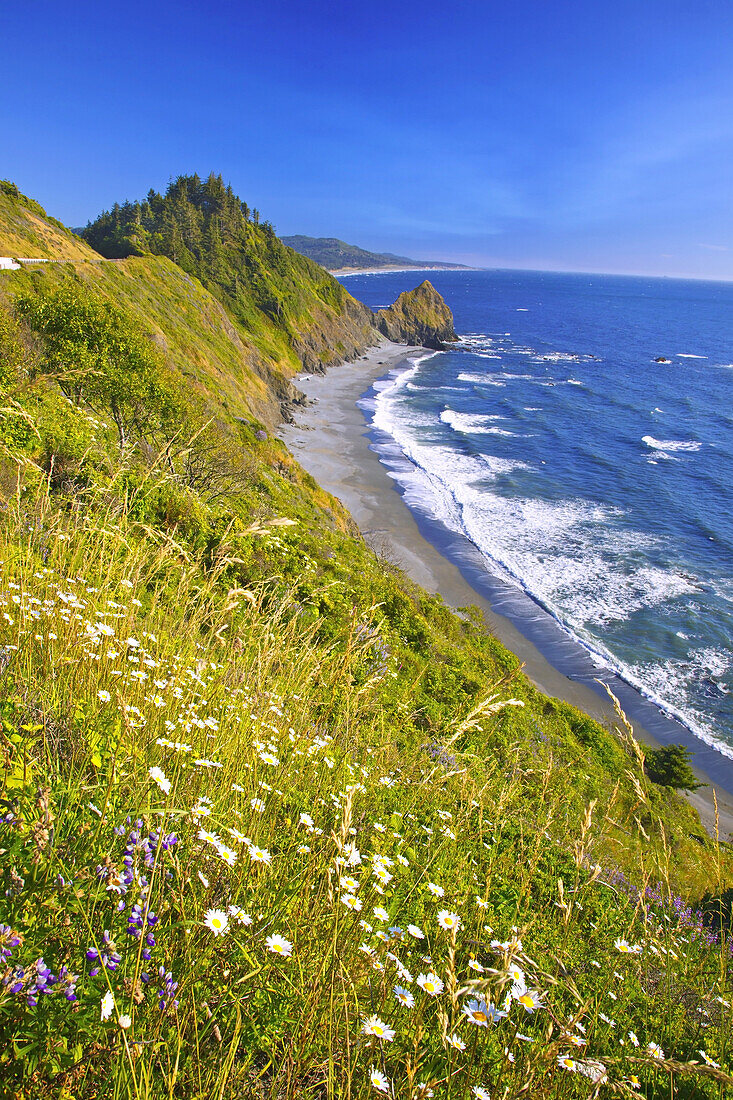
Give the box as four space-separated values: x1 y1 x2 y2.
340 269 733 758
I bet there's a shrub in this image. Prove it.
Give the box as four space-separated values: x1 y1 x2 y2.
645 743 704 791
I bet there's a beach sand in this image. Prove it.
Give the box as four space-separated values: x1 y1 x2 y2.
279 340 733 841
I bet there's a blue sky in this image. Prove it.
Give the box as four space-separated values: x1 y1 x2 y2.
3 0 733 278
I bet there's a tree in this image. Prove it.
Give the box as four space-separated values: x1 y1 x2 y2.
644 744 704 791
15 283 180 448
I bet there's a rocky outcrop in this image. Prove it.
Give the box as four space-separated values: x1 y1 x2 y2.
374 280 458 349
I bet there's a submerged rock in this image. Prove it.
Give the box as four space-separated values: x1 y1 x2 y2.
374 280 458 349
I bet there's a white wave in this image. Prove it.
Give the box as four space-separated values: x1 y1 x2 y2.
676 353 708 359
516 308 529 311
457 372 506 387
369 349 733 760
625 649 733 758
567 379 584 386
439 409 514 436
642 435 702 453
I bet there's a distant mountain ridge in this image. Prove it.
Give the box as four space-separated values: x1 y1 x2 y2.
280 235 470 273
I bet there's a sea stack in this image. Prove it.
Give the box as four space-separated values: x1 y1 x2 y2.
374 280 458 349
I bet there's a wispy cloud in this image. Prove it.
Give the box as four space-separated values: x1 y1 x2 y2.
698 243 729 251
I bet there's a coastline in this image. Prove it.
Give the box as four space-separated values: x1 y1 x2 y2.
279 340 733 841
330 265 475 276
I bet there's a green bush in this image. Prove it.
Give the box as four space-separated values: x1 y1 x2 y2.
645 743 704 791
15 282 180 447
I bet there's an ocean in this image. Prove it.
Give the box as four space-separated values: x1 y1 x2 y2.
338 269 733 766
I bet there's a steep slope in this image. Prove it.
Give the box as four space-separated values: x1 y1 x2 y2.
376 279 458 348
0 180 99 261
0 183 730 1100
82 174 380 376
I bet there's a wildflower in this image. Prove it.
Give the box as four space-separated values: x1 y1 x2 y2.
101 990 114 1020
217 846 238 867
228 906 252 925
628 1031 639 1047
394 986 415 1008
463 998 505 1027
447 1033 466 1051
118 1014 132 1029
148 766 171 795
373 907 389 921
265 934 292 957
342 894 362 911
362 1015 395 1042
300 812 314 829
259 751 279 767
516 989 544 1013
468 958 485 973
626 1075 641 1090
98 690 111 703
298 844 310 854
249 845 272 864
437 910 460 932
557 1055 577 1072
417 972 444 996
699 1051 720 1068
370 1068 390 1093
426 882 444 897
340 876 360 892
203 909 229 936
250 798 265 812
647 1042 664 1060
566 1033 586 1047
407 924 424 939
475 897 489 908
615 938 642 955
472 1088 491 1099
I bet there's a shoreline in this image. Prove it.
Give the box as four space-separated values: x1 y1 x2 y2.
279 340 733 841
330 265 476 276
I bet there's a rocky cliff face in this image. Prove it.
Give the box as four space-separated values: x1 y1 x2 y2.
374 280 458 349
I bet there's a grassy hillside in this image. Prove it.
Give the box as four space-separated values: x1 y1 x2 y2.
0 181 99 261
0 186 731 1098
281 235 468 272
82 174 379 375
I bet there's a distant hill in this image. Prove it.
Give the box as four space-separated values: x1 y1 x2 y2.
280 235 470 273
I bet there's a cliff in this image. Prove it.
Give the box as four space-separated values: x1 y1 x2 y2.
81 174 380 391
375 278 458 349
0 180 731 1100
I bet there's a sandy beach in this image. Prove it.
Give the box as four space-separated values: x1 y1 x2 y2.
280 340 733 841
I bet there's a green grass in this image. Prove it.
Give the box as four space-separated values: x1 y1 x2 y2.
0 182 98 262
0 477 731 1099
0 189 731 1098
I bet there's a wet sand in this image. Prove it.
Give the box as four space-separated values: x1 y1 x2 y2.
279 340 733 842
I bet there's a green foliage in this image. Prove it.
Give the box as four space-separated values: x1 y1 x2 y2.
0 179 47 219
0 178 729 1098
645 743 704 791
82 174 376 369
15 281 180 446
0 483 729 1100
